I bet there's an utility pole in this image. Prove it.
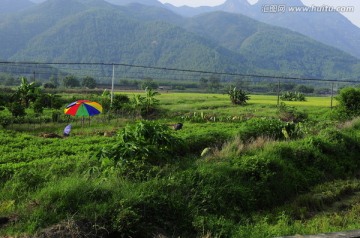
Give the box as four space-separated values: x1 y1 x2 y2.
111 64 115 106
277 79 280 107
330 82 334 109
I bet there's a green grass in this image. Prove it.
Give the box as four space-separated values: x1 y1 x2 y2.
1 91 358 238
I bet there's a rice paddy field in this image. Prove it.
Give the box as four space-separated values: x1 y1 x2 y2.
157 92 336 119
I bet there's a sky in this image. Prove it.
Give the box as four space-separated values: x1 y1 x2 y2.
158 0 360 28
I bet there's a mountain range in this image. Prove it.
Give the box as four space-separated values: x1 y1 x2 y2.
166 0 360 59
0 0 359 83
0 0 34 14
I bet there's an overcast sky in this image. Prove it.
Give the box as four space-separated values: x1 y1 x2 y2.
158 0 360 28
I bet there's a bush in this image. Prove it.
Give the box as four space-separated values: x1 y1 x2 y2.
295 85 314 94
0 93 11 107
280 91 306 101
335 87 360 118
33 98 44 114
278 102 308 123
96 121 184 180
43 82 56 89
81 76 97 89
184 131 229 154
238 118 291 141
111 94 130 112
8 102 26 117
0 115 12 128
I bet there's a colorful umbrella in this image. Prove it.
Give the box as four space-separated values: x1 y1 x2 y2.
64 100 103 116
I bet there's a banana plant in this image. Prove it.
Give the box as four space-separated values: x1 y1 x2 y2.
13 77 40 108
144 87 160 114
227 86 249 105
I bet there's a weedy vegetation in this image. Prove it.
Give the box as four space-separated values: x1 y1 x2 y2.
1 85 360 237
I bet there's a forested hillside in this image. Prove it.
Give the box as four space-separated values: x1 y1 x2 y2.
0 0 34 14
169 0 360 59
0 0 359 82
184 12 360 78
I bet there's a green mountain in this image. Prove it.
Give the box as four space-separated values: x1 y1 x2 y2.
0 0 359 83
184 12 360 79
0 0 104 59
169 0 360 59
10 8 247 73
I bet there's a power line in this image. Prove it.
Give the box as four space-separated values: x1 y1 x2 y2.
0 60 360 84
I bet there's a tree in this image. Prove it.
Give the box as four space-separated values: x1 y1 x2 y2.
295 85 314 94
199 77 208 89
49 75 59 88
81 76 97 89
33 98 44 114
141 78 158 90
43 82 57 89
208 75 221 92
62 75 80 88
336 87 360 117
100 90 111 114
281 83 296 91
34 93 64 110
4 76 16 86
234 77 249 90
112 94 130 111
0 93 11 109
0 73 15 86
8 102 26 117
227 86 249 105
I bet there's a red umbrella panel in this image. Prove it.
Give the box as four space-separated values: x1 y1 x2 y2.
64 100 103 116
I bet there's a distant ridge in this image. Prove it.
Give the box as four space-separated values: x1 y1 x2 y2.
0 0 34 14
167 0 360 59
0 0 359 82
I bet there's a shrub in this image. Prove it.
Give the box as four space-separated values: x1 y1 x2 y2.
295 85 315 94
0 115 12 128
238 118 292 142
8 102 26 117
81 76 97 89
33 98 44 114
43 82 56 89
280 91 306 101
62 75 80 88
0 93 11 107
111 94 130 112
184 131 229 154
95 121 184 180
278 102 308 123
335 87 360 118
